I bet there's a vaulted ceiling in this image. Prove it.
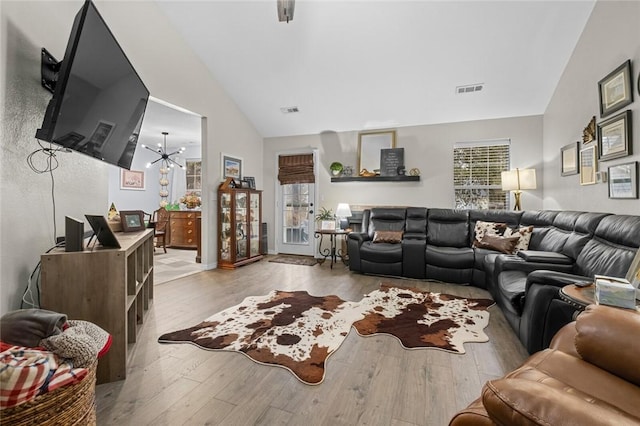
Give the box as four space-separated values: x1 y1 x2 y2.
153 0 596 138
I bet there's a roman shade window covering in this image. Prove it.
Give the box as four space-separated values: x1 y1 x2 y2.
278 154 315 184
453 140 510 210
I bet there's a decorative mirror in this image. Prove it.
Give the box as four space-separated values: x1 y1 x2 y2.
358 130 396 173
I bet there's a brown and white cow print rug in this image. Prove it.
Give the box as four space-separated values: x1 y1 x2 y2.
352 283 495 353
158 284 495 385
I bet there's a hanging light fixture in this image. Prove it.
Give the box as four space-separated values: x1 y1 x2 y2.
277 0 295 23
141 132 185 207
141 131 185 169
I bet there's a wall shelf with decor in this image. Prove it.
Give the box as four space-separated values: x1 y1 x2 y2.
331 176 420 182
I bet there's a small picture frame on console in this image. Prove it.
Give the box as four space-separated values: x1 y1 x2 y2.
119 210 146 232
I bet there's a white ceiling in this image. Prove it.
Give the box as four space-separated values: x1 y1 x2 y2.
152 0 596 138
138 97 202 149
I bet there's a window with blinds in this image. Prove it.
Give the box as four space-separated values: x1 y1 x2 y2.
453 140 510 210
186 159 202 195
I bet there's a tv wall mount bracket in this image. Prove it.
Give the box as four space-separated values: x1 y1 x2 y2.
41 48 61 94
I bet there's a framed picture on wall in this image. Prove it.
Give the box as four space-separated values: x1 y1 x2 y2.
561 142 579 176
598 110 632 162
221 153 242 180
598 60 633 118
120 169 145 190
608 161 638 199
579 145 597 185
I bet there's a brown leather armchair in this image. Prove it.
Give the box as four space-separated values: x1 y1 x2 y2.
450 304 640 425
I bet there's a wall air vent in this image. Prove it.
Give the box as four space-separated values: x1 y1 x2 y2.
456 83 484 94
280 106 299 114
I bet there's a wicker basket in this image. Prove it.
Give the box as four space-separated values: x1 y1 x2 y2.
1 361 97 425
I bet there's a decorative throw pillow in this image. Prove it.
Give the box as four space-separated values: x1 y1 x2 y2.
476 234 521 254
504 225 534 252
472 221 508 247
372 231 403 244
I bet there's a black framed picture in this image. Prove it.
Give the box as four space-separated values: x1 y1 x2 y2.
119 210 146 232
244 176 256 189
561 142 579 176
608 161 638 199
598 110 632 162
598 60 633 118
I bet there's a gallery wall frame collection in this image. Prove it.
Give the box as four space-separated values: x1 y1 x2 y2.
564 59 636 201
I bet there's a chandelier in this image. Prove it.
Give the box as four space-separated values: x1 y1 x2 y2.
141 131 185 169
141 132 185 207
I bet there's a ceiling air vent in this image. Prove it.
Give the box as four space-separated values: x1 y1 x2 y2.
280 106 299 114
456 83 484 94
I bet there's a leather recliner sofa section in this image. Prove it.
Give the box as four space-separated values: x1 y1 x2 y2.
449 304 640 426
347 207 640 353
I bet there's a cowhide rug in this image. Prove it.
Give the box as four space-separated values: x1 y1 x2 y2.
158 284 494 385
352 283 495 353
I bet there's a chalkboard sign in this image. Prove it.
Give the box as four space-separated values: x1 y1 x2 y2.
380 148 404 176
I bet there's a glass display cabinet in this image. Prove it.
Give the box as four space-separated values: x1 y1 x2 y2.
218 187 263 269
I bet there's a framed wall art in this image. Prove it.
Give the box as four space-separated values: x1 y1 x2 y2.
608 161 638 199
561 142 579 176
358 130 396 173
598 60 633 118
598 110 632 162
120 169 145 190
579 145 597 185
221 153 242 180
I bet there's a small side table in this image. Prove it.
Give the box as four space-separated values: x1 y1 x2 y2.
314 229 349 269
559 283 595 311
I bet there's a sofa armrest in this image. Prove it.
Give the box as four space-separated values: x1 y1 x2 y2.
494 255 574 276
525 270 590 291
347 232 369 272
517 250 573 265
482 378 640 426
575 304 640 387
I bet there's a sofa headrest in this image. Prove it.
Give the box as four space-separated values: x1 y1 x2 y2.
574 212 610 235
520 210 558 227
594 215 640 248
469 209 522 226
552 211 583 231
369 208 406 222
406 207 428 219
428 208 469 222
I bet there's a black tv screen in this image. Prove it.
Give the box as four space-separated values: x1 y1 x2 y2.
35 0 149 170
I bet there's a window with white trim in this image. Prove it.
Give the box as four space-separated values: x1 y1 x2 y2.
186 159 202 195
453 140 510 210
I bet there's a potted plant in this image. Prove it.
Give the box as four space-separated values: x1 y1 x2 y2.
315 207 336 230
330 162 343 176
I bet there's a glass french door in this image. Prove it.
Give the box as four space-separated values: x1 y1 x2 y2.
278 183 315 256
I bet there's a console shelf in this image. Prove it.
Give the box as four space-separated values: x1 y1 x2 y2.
40 229 154 384
331 176 420 182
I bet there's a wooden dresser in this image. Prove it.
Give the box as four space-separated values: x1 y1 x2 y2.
168 210 201 249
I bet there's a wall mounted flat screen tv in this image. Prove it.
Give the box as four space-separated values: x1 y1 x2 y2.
35 0 149 170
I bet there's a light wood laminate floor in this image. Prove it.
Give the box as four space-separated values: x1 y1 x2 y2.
95 258 529 425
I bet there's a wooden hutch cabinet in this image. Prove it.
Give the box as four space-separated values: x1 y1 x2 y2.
218 187 263 269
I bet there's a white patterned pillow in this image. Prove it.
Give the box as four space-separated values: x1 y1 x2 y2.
473 221 508 246
504 225 534 252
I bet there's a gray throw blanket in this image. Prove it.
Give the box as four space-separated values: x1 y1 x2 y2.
0 309 67 347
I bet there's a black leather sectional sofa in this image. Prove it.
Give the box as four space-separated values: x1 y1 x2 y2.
347 208 640 353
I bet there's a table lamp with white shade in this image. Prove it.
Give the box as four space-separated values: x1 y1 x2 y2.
501 168 536 211
335 203 352 230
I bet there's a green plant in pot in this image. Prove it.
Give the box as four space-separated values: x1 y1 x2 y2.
330 162 343 176
315 207 335 222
